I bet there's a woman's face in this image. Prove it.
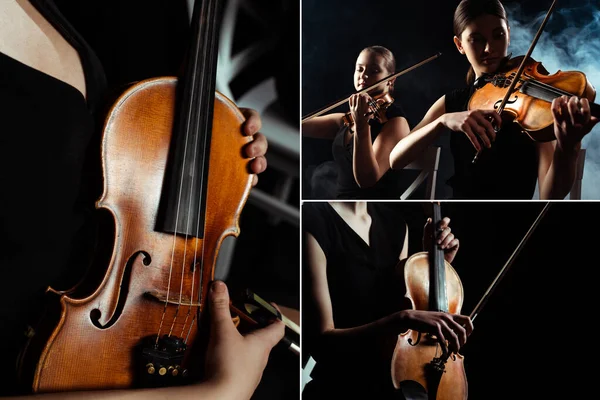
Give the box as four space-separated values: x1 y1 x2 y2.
353 50 392 93
454 14 510 78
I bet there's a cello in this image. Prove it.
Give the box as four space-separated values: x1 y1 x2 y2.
391 202 467 399
18 0 254 392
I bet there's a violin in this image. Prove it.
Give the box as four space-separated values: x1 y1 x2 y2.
342 92 395 127
469 54 599 142
469 0 598 162
18 0 260 392
390 202 467 399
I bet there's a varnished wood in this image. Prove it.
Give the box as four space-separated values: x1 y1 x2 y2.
469 56 597 142
21 77 252 392
390 252 467 400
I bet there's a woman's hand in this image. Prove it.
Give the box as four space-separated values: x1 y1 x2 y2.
204 281 284 400
395 309 473 354
423 217 459 263
552 95 599 154
348 93 373 135
240 108 268 187
441 109 502 151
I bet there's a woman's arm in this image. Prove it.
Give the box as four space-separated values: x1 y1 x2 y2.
537 96 598 199
304 231 471 362
389 95 501 170
301 113 345 139
353 115 410 188
389 96 448 170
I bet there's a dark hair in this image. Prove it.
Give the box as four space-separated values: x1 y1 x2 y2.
361 45 396 73
360 45 396 91
453 0 508 84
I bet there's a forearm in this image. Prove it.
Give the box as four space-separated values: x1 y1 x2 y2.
539 143 580 200
390 115 445 170
352 124 381 188
302 114 343 138
313 310 409 362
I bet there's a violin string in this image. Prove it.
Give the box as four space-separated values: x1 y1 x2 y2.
523 77 580 100
155 0 210 345
155 116 193 345
473 0 557 164
187 0 221 343
180 0 220 344
193 1 217 342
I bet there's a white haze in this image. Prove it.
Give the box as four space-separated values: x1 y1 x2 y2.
505 3 600 199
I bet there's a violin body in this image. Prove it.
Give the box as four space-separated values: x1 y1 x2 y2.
468 56 597 142
18 77 252 393
391 252 467 399
342 92 394 127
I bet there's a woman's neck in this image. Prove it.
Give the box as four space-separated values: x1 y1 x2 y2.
328 201 368 217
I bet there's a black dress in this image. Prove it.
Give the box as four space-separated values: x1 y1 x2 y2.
302 202 411 398
0 0 106 395
332 102 410 199
445 85 538 199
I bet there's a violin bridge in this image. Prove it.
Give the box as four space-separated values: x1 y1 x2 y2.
144 290 201 307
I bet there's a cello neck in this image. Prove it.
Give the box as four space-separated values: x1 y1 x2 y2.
429 202 448 313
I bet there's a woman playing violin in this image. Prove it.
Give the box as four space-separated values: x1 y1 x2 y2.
303 46 411 199
302 201 473 399
389 0 599 200
0 1 279 398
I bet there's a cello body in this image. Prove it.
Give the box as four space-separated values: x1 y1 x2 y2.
18 77 252 392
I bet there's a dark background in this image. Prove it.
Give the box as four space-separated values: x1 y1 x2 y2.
302 201 600 399
52 0 299 398
302 0 600 200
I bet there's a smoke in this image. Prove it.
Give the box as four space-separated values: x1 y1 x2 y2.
305 161 339 199
505 2 600 199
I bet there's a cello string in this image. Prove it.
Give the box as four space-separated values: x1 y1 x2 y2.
469 202 551 322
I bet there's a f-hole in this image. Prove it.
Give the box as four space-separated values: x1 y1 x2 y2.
91 251 151 329
494 96 518 109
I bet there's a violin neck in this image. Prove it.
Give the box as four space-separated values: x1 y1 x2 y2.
429 203 448 313
158 0 225 238
590 102 600 118
520 79 600 119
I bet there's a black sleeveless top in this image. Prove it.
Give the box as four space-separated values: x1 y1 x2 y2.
302 202 407 398
332 102 409 199
0 0 106 394
445 85 538 199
